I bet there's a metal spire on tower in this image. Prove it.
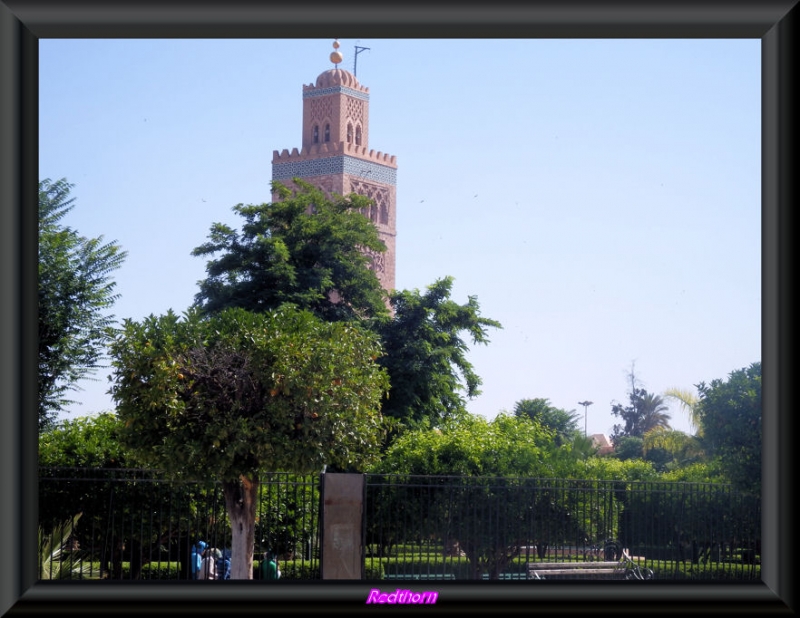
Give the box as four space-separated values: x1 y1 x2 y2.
354 44 370 77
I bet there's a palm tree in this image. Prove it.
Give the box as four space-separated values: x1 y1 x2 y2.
39 512 92 579
637 392 672 435
663 387 703 436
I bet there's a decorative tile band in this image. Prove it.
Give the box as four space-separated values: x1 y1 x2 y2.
303 86 370 102
272 155 397 185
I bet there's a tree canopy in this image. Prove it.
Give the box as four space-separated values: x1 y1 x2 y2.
38 178 127 429
192 179 390 323
369 413 557 477
108 305 389 578
108 306 389 478
38 412 132 469
610 367 671 442
192 183 500 438
376 277 502 430
695 361 761 496
513 398 581 446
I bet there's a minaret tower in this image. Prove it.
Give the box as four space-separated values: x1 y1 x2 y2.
271 40 398 293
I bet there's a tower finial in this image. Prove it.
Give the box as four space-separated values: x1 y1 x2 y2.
330 39 343 67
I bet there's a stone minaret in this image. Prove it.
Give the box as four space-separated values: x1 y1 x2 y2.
271 40 398 293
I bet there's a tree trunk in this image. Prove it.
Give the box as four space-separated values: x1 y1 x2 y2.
223 474 259 580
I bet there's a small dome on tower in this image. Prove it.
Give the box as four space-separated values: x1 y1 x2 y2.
315 68 360 89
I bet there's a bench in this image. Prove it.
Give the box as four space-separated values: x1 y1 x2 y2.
527 550 654 580
527 561 624 580
384 573 456 581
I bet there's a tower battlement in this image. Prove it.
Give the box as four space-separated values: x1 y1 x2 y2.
272 142 397 168
303 67 370 97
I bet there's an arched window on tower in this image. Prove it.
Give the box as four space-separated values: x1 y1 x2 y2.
355 125 362 146
313 125 319 144
324 124 330 142
346 123 353 143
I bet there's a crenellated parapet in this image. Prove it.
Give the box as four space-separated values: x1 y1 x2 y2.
272 141 397 168
303 68 370 100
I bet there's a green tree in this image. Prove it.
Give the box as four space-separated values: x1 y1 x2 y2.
612 436 644 461
371 413 559 478
369 414 563 578
695 362 761 496
108 306 389 579
192 179 389 323
659 460 727 484
610 367 671 442
376 277 502 431
38 412 132 469
663 386 703 436
572 454 658 482
513 398 581 446
38 178 127 429
191 184 500 438
642 426 706 469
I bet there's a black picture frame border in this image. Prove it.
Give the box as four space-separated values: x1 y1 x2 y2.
1 1 795 614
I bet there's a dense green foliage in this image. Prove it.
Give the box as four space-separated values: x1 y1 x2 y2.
38 178 127 429
641 427 707 471
108 306 389 478
38 412 133 469
369 413 557 477
696 362 761 496
192 180 390 323
107 305 389 578
571 454 658 482
659 460 727 484
610 387 672 442
513 398 581 446
376 278 502 430
366 413 665 579
191 184 500 438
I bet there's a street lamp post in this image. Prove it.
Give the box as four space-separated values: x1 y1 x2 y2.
578 401 593 438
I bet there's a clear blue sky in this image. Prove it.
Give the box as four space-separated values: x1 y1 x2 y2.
39 38 761 438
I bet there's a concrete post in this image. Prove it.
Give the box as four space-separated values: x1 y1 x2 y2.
320 473 364 579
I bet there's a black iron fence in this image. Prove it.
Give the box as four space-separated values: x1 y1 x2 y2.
38 469 760 581
38 467 321 580
363 475 761 581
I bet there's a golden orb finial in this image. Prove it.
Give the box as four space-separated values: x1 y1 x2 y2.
330 39 343 66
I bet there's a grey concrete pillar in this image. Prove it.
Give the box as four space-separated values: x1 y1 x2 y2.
320 473 364 579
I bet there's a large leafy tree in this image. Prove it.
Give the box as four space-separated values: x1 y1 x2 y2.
38 412 132 469
642 427 706 469
192 184 500 437
370 413 560 478
108 306 389 579
368 414 562 578
513 398 581 446
695 362 761 496
377 277 502 430
38 178 127 429
368 414 656 578
192 179 390 323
